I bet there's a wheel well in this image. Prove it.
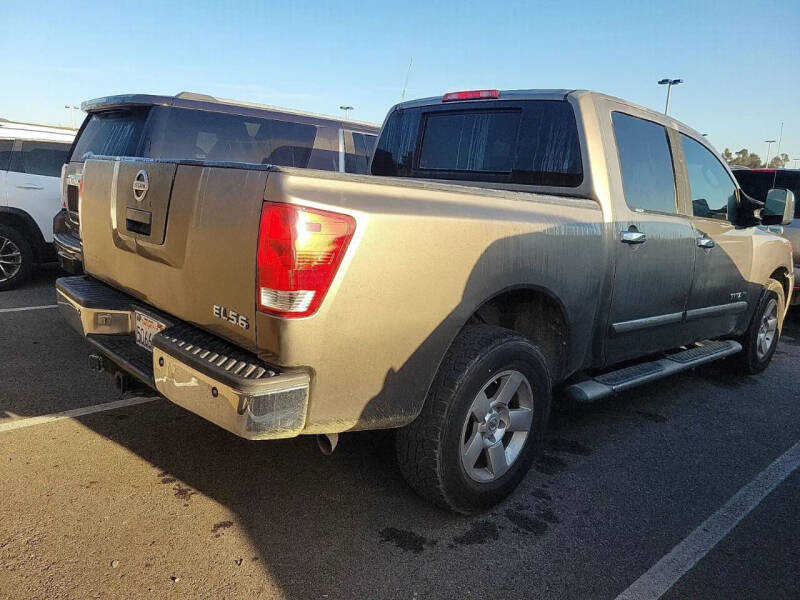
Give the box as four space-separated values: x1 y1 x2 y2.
0 210 46 262
469 288 568 379
769 268 790 302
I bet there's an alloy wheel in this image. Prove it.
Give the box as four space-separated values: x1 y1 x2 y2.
0 236 22 283
460 369 534 483
755 298 778 360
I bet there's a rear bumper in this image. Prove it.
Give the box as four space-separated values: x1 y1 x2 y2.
56 275 310 440
53 227 84 275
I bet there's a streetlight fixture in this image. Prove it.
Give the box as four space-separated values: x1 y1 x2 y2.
657 78 683 115
764 140 776 167
339 105 354 120
64 104 80 129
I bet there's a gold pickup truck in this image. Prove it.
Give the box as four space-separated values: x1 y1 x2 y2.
57 89 795 513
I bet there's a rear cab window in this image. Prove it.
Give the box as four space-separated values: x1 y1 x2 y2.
371 99 583 187
70 105 319 168
69 108 150 162
150 107 318 167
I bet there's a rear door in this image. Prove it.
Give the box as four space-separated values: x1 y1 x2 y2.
6 140 70 242
604 111 696 364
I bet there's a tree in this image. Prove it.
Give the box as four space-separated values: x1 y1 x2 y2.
721 148 764 168
768 153 790 169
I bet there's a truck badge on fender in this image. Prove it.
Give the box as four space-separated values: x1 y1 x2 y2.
213 305 250 329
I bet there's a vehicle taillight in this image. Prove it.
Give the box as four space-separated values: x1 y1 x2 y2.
442 89 500 102
60 164 67 208
257 202 356 318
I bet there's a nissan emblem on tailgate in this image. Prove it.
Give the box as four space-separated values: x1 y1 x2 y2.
132 169 149 202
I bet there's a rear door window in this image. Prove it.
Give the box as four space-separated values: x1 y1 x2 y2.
70 108 150 162
155 108 318 167
0 139 13 171
612 112 677 214
371 99 583 187
9 141 71 177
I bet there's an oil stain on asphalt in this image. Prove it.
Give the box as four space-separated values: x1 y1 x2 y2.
379 527 436 554
452 520 500 546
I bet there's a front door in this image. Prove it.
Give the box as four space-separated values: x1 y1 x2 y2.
679 133 753 339
605 111 696 365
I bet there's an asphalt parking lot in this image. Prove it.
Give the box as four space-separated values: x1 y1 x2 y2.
2 267 799 600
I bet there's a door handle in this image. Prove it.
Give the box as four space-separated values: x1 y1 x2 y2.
620 230 647 244
16 184 44 190
697 237 715 249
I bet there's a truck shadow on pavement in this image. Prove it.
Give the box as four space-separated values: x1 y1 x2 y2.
9 239 793 598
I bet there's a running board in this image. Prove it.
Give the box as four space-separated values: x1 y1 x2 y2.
564 340 742 403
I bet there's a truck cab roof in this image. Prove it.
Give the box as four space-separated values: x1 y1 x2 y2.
81 92 379 130
390 88 708 145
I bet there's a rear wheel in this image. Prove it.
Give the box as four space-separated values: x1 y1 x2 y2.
395 325 552 514
734 278 785 374
0 225 33 291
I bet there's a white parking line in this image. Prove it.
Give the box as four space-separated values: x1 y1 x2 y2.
0 304 58 313
0 397 157 433
615 440 800 600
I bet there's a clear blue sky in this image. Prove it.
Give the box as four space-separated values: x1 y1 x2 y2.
2 0 798 163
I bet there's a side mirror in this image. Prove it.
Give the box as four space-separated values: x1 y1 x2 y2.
762 188 795 226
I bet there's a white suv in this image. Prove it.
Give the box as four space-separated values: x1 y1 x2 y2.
0 120 74 289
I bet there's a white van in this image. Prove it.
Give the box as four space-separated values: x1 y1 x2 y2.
0 120 75 289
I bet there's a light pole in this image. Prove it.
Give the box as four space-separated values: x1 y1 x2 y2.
339 105 353 120
658 78 683 115
764 140 776 167
64 105 80 128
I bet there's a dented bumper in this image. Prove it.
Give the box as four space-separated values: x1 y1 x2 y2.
56 276 310 440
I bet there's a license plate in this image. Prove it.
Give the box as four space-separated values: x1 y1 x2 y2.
135 311 166 352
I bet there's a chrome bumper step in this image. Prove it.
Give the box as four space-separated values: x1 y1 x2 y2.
564 340 742 403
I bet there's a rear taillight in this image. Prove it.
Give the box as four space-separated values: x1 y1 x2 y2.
442 89 500 102
257 202 356 318
60 164 67 208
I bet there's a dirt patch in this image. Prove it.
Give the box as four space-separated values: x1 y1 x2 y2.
173 484 197 501
211 521 234 533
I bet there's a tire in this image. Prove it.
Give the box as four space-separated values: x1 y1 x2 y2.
0 224 34 291
395 324 552 514
734 278 785 374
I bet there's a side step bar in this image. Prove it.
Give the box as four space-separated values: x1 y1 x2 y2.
564 340 742 403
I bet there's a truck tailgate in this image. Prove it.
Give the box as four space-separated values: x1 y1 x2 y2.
80 158 268 351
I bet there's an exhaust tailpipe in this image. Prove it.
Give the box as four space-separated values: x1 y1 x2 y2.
113 371 148 396
316 433 339 455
